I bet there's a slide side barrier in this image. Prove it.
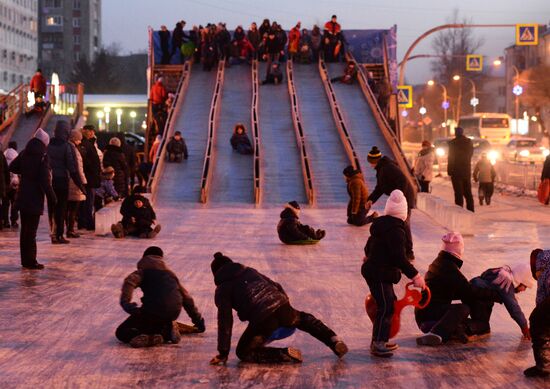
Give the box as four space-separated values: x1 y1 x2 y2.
251 60 261 204
416 193 474 236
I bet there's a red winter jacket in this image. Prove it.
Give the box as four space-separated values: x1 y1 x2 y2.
324 21 341 35
150 81 168 105
30 74 47 95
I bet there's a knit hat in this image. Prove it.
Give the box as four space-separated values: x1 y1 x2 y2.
455 127 464 137
384 189 408 221
34 128 50 146
82 124 96 132
143 246 164 257
421 140 432 148
285 201 300 215
441 232 464 259
367 146 382 163
109 137 121 147
211 252 233 275
132 185 146 194
343 165 356 177
175 131 182 136
511 263 535 289
69 129 83 143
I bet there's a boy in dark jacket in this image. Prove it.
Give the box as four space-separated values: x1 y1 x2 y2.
473 152 497 206
111 186 161 239
468 263 533 338
209 252 348 365
115 246 205 347
448 127 475 211
415 233 501 346
262 62 283 85
361 190 425 357
343 166 377 226
525 249 550 378
277 201 325 244
330 61 358 84
166 131 188 162
230 124 253 155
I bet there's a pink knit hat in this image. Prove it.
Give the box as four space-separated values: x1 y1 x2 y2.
441 232 464 259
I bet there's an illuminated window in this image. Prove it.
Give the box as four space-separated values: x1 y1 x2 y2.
46 15 62 26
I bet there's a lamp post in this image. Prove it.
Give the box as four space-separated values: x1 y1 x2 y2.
427 79 448 131
116 109 123 132
104 106 111 132
130 111 137 132
419 98 427 141
494 59 522 133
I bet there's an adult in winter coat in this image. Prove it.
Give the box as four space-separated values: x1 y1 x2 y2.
209 252 348 365
0 143 9 228
277 201 325 244
473 152 496 206
116 246 205 347
9 130 56 269
366 146 416 259
47 120 84 244
343 166 376 226
261 62 283 85
2 142 19 228
413 141 435 193
467 263 534 338
166 131 188 162
247 22 262 52
78 125 101 230
297 29 313 63
115 133 137 188
415 233 501 346
151 77 168 120
330 61 358 84
159 25 171 65
103 137 129 198
361 190 425 357
447 127 474 211
171 22 184 63
230 124 253 155
111 186 160 239
215 23 232 61
259 19 271 38
288 22 301 58
524 249 550 377
29 69 47 98
310 25 322 61
324 15 342 36
65 130 86 238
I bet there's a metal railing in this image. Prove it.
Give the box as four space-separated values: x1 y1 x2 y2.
0 84 26 136
200 59 226 203
286 60 315 205
317 57 362 171
495 160 544 192
251 60 261 205
146 62 191 201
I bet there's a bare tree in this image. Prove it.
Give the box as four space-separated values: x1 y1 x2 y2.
521 64 550 133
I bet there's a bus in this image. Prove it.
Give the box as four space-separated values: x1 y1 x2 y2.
457 113 511 146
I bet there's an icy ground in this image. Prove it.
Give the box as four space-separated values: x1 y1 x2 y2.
0 181 548 388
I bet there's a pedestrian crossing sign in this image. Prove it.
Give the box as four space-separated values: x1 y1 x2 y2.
466 55 483 71
397 85 413 108
516 24 538 46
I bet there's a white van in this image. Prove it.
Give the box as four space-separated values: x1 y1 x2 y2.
458 113 512 146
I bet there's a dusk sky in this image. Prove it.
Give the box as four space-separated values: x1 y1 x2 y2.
103 0 549 83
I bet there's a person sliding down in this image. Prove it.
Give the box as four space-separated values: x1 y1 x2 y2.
209 252 348 365
111 186 161 239
330 61 358 84
343 166 377 226
262 62 283 85
277 201 325 244
115 246 205 348
415 233 501 346
166 131 188 162
467 262 534 338
230 124 253 155
361 190 426 357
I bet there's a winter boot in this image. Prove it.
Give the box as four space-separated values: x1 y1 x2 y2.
52 236 70 244
67 231 80 238
129 334 164 348
111 223 125 239
330 336 348 358
177 322 200 334
524 366 550 378
370 341 394 357
147 224 162 239
170 321 182 344
282 347 303 363
316 229 326 240
416 332 443 346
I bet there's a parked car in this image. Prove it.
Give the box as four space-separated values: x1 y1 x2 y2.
504 137 549 163
96 131 145 153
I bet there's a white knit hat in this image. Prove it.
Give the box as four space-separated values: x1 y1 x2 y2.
34 128 50 146
384 189 408 221
441 232 464 259
511 263 535 289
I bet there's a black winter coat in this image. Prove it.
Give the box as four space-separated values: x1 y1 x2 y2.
368 156 415 209
277 208 311 243
120 194 156 227
166 137 188 158
47 138 81 187
103 145 129 196
9 138 56 215
230 133 252 150
415 251 501 322
159 30 170 51
0 150 8 197
447 135 474 178
214 262 289 356
361 215 418 284
542 155 550 180
79 137 101 188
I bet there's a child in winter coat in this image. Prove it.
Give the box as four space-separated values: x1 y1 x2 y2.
413 141 435 193
473 152 497 206
468 262 534 338
230 124 253 155
166 131 188 162
361 190 425 357
2 141 19 228
262 62 283 85
94 166 119 210
415 233 501 346
209 252 348 365
524 249 550 377
277 201 325 244
116 246 205 348
330 61 358 84
111 186 161 239
343 166 377 226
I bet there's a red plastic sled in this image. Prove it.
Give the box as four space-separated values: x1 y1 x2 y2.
365 282 431 339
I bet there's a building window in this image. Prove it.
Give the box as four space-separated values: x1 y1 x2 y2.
498 86 506 96
74 52 80 62
73 0 81 9
93 36 98 48
45 0 62 7
2 72 7 82
73 35 80 44
46 15 63 26
72 17 80 28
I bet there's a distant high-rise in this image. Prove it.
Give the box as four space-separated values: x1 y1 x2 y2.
38 0 101 83
0 0 39 92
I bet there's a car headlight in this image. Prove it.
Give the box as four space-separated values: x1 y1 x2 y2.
487 150 500 161
519 149 530 158
436 147 446 157
543 149 550 158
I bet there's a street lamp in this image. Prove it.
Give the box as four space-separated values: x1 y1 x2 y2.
116 109 123 132
427 79 448 132
452 74 461 81
104 106 111 131
130 111 137 131
96 110 104 130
